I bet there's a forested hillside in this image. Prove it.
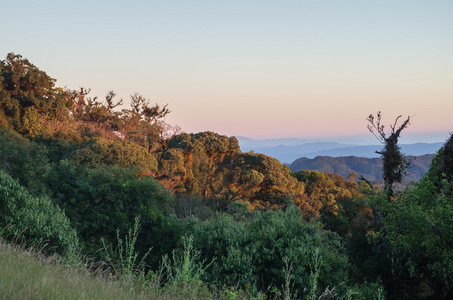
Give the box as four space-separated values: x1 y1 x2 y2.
1 53 452 299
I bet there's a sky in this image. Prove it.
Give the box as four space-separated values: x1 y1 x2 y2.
2 1 452 144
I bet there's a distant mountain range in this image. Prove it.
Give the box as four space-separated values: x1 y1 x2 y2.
237 136 443 164
288 154 434 184
236 137 441 186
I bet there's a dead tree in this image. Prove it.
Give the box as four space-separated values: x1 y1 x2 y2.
367 111 410 199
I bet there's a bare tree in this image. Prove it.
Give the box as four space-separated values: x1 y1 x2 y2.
105 90 123 113
130 93 148 114
367 111 410 199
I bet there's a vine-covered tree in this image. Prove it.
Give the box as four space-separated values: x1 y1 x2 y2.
369 133 453 298
367 111 410 199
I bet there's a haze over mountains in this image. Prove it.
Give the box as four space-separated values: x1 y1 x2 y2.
237 136 443 164
289 154 434 185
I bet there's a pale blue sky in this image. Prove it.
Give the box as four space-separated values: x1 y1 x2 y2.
2 1 452 143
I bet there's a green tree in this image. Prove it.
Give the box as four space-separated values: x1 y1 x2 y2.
0 53 57 132
233 152 304 211
424 133 453 195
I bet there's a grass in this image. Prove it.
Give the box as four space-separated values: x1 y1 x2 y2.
0 237 382 300
0 215 223 300
0 239 245 300
0 240 148 300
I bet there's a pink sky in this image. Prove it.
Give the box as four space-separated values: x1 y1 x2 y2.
1 1 452 143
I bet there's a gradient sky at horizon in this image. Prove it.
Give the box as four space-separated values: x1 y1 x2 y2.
2 1 452 144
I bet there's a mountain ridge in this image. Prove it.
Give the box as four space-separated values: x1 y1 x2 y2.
237 136 443 163
289 154 434 184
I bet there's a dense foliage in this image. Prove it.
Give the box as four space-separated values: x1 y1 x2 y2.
366 135 453 299
45 161 178 266
0 129 49 194
1 53 451 299
0 169 79 257
191 206 351 297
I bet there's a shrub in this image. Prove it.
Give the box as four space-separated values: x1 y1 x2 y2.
45 160 179 266
191 205 351 297
0 169 79 257
71 137 158 175
0 129 49 195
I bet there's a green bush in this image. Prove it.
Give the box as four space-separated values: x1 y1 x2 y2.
71 137 158 175
0 129 49 195
45 160 179 266
361 135 453 299
0 169 79 257
369 181 453 298
191 205 351 297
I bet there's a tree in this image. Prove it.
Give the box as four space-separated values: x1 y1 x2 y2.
161 132 305 212
0 53 56 132
367 111 410 199
291 170 373 234
122 93 172 153
103 90 123 132
425 133 453 195
220 152 305 211
0 53 56 111
105 90 123 113
70 137 158 175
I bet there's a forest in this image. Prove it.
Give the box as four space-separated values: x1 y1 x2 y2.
1 53 452 299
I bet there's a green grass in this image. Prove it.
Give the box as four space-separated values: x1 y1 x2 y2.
0 241 146 300
0 238 380 300
0 238 263 300
0 239 220 300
